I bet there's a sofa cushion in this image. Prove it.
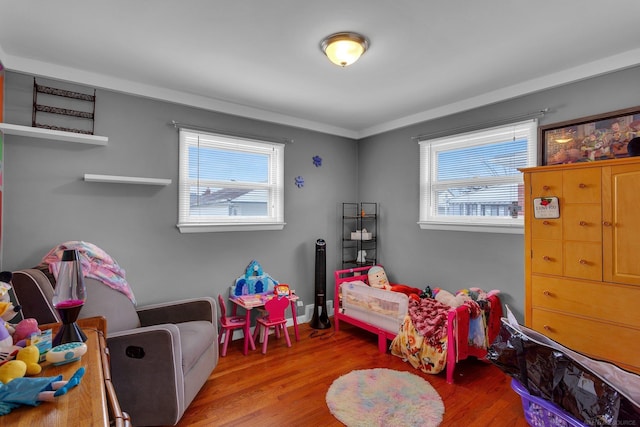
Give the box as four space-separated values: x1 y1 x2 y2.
177 320 216 374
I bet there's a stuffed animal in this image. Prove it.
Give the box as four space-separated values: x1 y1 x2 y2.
16 345 41 376
0 346 43 384
0 360 27 385
12 319 40 347
0 272 12 303
0 302 20 326
0 302 23 344
0 367 85 415
368 266 391 290
432 288 471 308
0 321 15 352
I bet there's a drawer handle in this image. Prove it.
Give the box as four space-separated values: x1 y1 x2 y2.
579 183 586 188
543 325 553 332
603 221 612 227
579 221 587 226
542 220 551 225
542 256 551 262
542 185 550 191
543 290 552 296
579 259 588 265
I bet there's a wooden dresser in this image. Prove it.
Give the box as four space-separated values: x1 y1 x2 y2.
521 157 640 374
3 317 130 426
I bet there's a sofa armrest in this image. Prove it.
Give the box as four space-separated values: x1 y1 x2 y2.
107 324 185 426
136 297 217 327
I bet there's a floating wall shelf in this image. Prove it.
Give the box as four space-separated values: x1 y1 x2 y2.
0 122 108 145
83 174 172 186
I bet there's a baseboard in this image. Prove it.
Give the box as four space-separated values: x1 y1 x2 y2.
222 300 334 343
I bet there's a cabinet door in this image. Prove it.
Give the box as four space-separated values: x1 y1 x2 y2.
603 164 640 285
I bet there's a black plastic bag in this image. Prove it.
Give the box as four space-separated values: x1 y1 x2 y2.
487 311 640 426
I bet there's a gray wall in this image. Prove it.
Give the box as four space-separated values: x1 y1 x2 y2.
3 72 357 309
4 65 640 322
357 65 640 321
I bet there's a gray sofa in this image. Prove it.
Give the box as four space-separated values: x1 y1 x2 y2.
12 268 219 426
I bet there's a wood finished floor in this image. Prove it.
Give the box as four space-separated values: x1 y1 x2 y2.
176 320 529 427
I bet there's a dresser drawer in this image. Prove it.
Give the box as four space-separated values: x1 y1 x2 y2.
531 308 639 371
531 239 562 275
562 204 602 242
531 217 562 240
531 275 638 326
563 241 602 281
531 171 563 198
562 168 601 204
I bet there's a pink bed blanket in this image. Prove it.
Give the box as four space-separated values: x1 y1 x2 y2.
391 295 502 377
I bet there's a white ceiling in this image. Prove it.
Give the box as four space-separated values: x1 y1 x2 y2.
1 1 640 139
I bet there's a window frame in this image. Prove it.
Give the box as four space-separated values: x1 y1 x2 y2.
418 119 538 234
177 128 285 233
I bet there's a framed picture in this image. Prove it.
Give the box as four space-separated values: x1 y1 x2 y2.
539 106 640 165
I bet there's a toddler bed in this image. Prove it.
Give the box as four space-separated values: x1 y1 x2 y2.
334 265 502 384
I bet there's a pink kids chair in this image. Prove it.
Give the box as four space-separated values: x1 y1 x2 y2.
218 295 255 356
253 296 291 354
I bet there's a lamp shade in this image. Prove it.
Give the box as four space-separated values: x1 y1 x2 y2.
321 32 369 67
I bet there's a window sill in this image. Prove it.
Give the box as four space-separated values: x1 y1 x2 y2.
417 221 523 234
177 222 286 233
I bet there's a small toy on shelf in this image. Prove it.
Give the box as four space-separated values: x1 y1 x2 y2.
0 367 85 415
46 342 88 366
0 272 13 303
0 302 21 330
16 345 41 376
12 318 40 347
0 321 19 363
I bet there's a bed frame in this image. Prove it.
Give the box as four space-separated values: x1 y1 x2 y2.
334 265 502 384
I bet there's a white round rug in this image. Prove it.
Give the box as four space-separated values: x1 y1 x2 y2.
326 368 445 426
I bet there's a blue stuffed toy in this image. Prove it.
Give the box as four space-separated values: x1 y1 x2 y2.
0 367 85 415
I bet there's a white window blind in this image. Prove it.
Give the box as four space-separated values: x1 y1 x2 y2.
419 119 537 233
178 129 285 233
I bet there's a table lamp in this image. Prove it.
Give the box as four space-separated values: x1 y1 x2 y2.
52 249 87 346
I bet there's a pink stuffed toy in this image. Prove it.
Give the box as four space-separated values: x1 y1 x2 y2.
13 319 40 347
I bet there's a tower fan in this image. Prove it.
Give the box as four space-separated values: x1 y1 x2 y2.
310 238 331 329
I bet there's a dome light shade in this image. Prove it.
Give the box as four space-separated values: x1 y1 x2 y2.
320 32 369 67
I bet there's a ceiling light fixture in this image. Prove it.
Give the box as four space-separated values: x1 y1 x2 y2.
320 32 369 67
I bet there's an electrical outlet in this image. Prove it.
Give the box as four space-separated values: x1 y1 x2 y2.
296 300 304 307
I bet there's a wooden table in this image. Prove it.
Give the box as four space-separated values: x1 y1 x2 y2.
230 294 300 355
0 317 129 427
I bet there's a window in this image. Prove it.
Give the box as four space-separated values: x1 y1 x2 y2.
419 119 537 233
178 129 285 233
